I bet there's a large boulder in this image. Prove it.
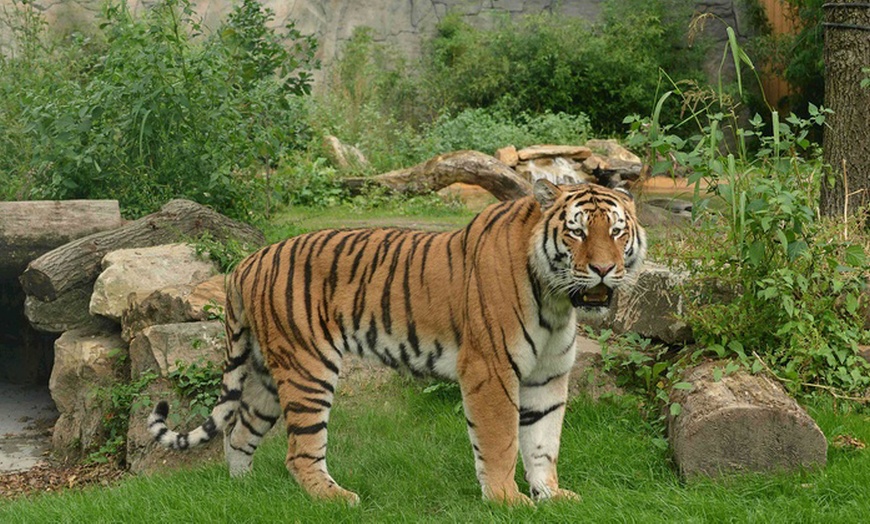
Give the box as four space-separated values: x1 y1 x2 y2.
129 321 225 378
126 321 226 474
121 274 226 342
586 262 693 345
568 334 621 400
90 243 219 322
49 327 125 459
668 360 827 478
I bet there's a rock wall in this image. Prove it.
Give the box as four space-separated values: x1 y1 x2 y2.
1 0 754 84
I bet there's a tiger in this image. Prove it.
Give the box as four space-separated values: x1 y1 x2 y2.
147 179 646 505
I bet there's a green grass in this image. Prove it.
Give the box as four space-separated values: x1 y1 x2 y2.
263 195 478 243
2 376 869 523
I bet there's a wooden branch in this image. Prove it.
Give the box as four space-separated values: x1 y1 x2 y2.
19 199 265 302
342 150 533 201
0 200 122 280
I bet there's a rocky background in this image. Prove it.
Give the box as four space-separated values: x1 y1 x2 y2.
0 0 755 85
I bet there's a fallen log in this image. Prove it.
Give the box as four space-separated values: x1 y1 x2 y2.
342 150 533 201
668 360 827 478
0 200 122 280
19 199 265 302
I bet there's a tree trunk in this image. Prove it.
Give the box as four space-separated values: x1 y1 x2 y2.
820 1 870 217
0 200 122 280
19 199 265 302
668 360 827 478
342 150 533 201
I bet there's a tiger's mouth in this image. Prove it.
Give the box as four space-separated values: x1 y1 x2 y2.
569 284 614 309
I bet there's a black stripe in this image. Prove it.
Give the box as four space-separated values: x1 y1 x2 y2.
519 402 565 426
287 421 328 435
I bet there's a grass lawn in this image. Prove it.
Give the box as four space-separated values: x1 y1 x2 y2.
1 375 868 523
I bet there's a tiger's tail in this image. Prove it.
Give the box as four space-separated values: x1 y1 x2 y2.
148 275 250 451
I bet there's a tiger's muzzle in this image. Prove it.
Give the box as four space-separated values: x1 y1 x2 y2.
569 283 614 309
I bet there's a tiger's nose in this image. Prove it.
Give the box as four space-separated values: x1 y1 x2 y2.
589 263 615 277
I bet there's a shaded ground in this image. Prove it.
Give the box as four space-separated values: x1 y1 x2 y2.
0 382 57 474
0 382 121 499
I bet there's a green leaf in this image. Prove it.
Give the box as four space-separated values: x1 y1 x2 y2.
669 403 682 417
673 382 694 391
712 368 724 382
845 293 859 315
845 245 866 267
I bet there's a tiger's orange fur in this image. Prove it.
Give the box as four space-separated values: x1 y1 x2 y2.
148 180 646 504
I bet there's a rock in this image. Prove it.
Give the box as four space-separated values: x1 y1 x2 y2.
645 198 693 217
585 262 693 345
668 360 827 478
494 145 519 167
49 327 125 459
584 139 642 165
568 334 621 400
637 203 691 229
121 275 226 342
436 183 497 212
323 135 368 170
129 321 225 378
90 244 219 322
126 321 226 474
516 145 592 161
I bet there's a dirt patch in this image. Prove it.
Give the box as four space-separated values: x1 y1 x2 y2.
0 461 126 500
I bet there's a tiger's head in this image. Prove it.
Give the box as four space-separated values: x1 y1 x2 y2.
530 179 646 315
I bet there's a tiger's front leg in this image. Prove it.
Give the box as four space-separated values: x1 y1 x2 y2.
518 340 580 502
457 349 532 505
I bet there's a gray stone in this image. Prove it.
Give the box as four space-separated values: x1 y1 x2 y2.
90 243 219 322
129 321 225 379
49 326 125 459
586 262 693 345
121 274 226 342
568 334 622 400
669 360 827 478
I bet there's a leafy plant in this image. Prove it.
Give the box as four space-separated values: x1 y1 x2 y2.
90 365 159 464
168 359 223 422
2 0 316 220
190 233 256 273
624 31 870 397
424 0 704 134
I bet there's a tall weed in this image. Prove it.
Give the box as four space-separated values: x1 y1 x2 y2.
624 30 870 396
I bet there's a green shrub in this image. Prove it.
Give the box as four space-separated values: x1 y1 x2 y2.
425 0 704 134
625 50 870 396
1 0 316 220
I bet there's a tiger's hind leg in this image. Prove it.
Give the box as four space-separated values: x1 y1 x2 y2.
224 337 281 477
271 342 358 505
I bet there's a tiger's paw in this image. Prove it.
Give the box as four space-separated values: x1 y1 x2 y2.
548 488 581 502
483 485 534 506
530 485 581 503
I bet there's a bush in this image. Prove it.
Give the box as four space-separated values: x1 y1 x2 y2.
625 60 870 395
424 0 704 134
1 0 317 220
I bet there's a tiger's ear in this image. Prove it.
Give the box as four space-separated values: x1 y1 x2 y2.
533 179 562 210
613 186 635 201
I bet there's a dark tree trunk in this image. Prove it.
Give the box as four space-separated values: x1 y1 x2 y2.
820 1 870 217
